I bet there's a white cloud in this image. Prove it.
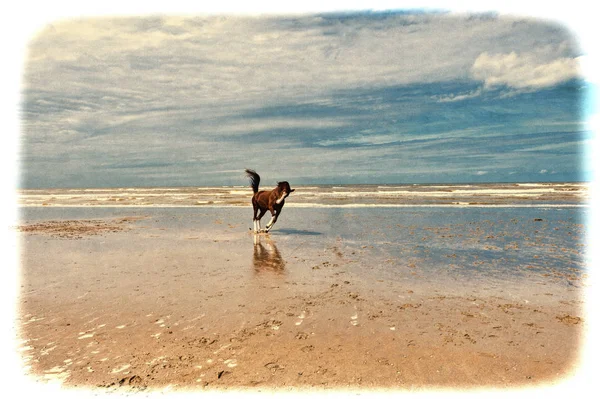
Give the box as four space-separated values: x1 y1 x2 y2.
213 118 348 135
19 13 585 187
434 88 484 102
471 51 581 89
316 132 404 147
24 14 581 109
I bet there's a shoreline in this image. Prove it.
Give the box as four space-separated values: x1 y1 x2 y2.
16 203 590 208
16 182 589 209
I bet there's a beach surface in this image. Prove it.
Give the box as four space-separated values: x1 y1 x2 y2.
15 189 588 392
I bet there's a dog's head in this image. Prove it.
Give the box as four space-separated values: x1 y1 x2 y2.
275 181 294 204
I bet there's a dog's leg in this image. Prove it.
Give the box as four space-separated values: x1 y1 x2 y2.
257 209 267 233
265 216 275 231
265 210 279 232
252 202 260 232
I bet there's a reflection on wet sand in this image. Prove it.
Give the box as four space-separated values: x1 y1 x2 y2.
17 206 587 389
252 234 285 274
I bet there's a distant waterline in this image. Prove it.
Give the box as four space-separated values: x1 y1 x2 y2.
17 183 589 208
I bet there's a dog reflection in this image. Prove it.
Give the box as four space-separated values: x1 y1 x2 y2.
253 235 285 274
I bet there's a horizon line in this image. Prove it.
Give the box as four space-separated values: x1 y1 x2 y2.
16 180 590 191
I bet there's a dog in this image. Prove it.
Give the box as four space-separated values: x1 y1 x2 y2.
245 169 294 233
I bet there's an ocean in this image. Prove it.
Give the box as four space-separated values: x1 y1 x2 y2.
17 182 589 208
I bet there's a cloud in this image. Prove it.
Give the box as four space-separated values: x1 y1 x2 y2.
434 88 484 102
316 132 408 147
19 13 587 187
25 14 581 108
471 51 581 89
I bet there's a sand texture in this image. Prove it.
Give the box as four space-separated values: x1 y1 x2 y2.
16 206 586 392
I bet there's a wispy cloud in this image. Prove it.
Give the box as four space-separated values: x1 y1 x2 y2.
20 12 588 187
25 14 582 104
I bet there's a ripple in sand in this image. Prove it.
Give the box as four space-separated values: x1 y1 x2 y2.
43 365 70 385
23 316 44 325
213 344 231 354
111 364 131 373
44 366 65 373
78 333 94 339
41 345 57 356
146 356 166 366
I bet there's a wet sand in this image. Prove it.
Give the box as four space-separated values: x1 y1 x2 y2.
16 207 587 392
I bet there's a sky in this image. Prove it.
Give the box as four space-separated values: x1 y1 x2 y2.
19 10 593 188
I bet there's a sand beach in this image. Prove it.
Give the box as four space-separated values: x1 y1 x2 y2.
15 184 589 392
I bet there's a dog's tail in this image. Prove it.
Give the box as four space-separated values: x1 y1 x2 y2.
245 169 260 193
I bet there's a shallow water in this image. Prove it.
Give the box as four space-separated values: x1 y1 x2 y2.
19 205 587 289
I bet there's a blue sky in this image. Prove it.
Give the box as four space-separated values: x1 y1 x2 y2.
20 11 591 188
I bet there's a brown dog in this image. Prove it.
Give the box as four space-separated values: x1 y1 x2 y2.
245 169 294 233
